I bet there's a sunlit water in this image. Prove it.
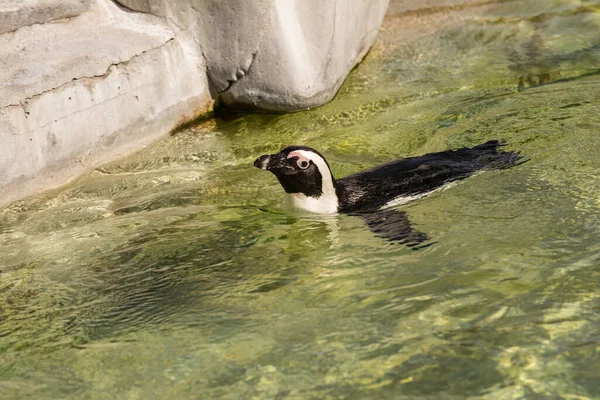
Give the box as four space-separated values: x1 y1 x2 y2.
2 1 600 398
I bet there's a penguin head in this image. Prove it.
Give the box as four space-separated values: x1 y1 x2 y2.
254 146 339 213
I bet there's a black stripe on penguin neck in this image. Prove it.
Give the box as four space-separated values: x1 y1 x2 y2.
276 167 324 198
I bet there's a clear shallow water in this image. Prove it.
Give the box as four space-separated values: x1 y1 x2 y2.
1 0 600 398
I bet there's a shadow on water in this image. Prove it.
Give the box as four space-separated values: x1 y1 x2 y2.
1 0 600 398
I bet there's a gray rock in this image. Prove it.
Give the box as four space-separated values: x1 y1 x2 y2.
0 0 212 206
0 0 92 34
222 0 390 111
115 0 390 111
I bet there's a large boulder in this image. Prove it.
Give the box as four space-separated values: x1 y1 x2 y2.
115 0 390 111
0 0 212 206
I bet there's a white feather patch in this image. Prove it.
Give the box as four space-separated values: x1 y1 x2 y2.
381 180 460 209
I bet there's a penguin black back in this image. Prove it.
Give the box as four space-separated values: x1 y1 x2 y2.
336 140 524 212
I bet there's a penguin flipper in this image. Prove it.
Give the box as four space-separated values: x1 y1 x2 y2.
351 209 433 249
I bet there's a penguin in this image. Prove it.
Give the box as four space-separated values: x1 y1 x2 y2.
254 140 525 247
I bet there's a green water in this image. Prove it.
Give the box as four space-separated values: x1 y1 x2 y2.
2 1 600 398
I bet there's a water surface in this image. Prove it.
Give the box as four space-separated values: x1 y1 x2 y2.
1 0 600 398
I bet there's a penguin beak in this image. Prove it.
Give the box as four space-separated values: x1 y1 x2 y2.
254 153 288 172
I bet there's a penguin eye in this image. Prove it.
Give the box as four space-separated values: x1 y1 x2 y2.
298 160 310 169
287 151 311 170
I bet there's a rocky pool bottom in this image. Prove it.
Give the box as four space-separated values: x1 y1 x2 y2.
1 1 600 398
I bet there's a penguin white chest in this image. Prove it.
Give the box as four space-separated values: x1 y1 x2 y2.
285 193 339 214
